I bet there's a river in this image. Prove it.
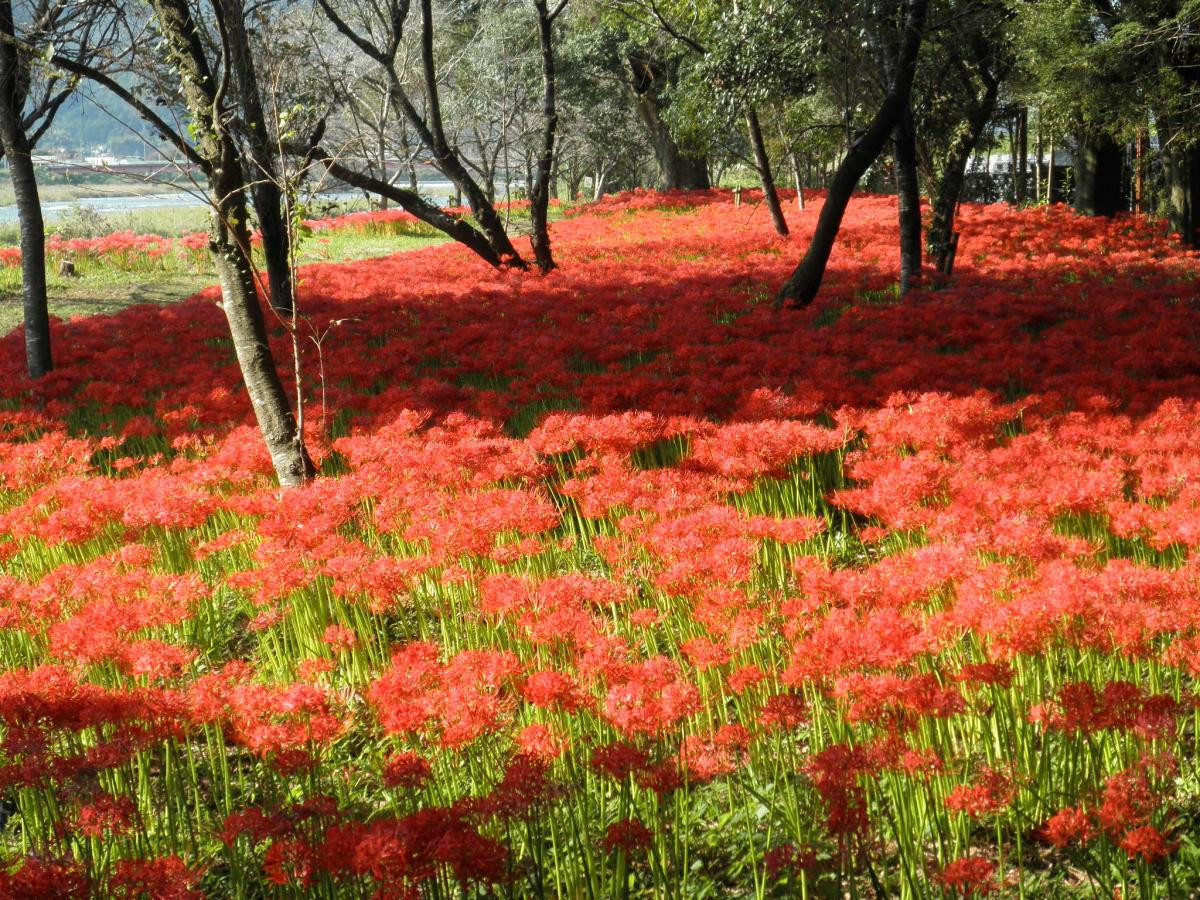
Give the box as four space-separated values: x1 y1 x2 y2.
0 180 461 226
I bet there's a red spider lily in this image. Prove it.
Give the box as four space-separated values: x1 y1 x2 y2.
1119 825 1178 863
108 856 204 899
1038 807 1093 849
936 856 997 896
600 818 654 855
1 189 1199 892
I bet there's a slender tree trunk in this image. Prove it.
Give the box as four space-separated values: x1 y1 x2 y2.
150 0 314 486
1047 137 1056 203
791 151 805 208
1133 126 1146 215
378 130 389 210
1034 115 1043 202
529 0 562 272
927 68 999 273
224 0 293 317
1006 117 1016 203
1015 106 1027 204
415 0 524 265
2 137 50 378
746 107 788 236
893 107 920 296
211 194 315 486
777 0 929 307
0 0 50 378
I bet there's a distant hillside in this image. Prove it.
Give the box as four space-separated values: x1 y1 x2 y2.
37 87 174 158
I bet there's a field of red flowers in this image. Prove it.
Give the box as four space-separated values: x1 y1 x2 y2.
0 205 440 274
2 189 1200 897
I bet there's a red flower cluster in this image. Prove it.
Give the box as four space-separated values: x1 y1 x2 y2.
1 189 1198 893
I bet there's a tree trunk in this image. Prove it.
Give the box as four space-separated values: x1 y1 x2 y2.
378 131 389 210
777 0 929 307
1073 132 1123 217
210 202 315 486
1015 106 1027 204
1047 137 1056 203
224 0 293 317
893 107 920 296
630 56 709 191
308 148 503 266
1034 115 1043 202
3 138 50 379
529 0 560 272
746 107 788 236
0 0 50 378
1161 134 1200 247
927 67 999 273
313 0 526 266
150 0 314 486
1133 126 1147 215
791 151 805 208
414 0 524 265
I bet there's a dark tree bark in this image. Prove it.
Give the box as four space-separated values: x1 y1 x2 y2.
1015 106 1028 204
0 135 49 381
0 0 50 378
927 50 1000 274
746 107 788 237
893 107 920 295
1153 42 1200 245
150 0 314 487
529 0 567 273
223 0 293 317
1161 136 1200 247
777 0 930 307
1073 131 1123 218
629 55 709 190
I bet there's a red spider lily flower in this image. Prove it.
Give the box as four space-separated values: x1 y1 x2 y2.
321 624 358 653
757 692 809 732
382 752 433 790
589 741 649 781
1096 769 1160 836
764 843 820 879
515 722 568 761
679 734 744 782
1119 825 1178 863
600 818 654 855
0 856 92 898
944 767 1015 819
805 744 877 838
108 856 204 899
73 792 139 838
603 656 701 737
936 856 997 896
1038 807 1094 848
483 754 558 820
